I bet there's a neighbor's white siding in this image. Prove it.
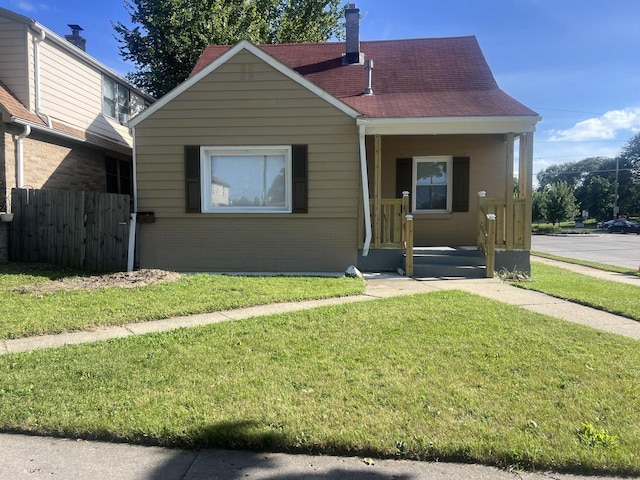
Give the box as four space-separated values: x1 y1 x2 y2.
35 36 132 146
0 16 29 107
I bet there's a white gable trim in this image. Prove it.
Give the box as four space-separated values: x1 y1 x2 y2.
129 40 361 127
357 116 541 135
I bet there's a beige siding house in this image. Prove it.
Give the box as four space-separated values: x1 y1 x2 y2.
130 4 539 275
0 7 154 209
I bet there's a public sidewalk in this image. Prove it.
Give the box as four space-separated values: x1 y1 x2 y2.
0 432 629 480
1 259 639 479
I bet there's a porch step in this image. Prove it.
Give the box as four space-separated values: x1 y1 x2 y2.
409 247 487 279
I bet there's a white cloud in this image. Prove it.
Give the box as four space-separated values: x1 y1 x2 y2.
548 107 640 142
15 1 35 12
13 1 50 13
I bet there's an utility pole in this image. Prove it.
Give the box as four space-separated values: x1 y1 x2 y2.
613 157 619 219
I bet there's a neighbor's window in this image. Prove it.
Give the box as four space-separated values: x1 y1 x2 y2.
201 146 292 213
103 76 144 125
105 156 132 196
412 156 453 213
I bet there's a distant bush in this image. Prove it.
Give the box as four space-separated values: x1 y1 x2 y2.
532 224 562 234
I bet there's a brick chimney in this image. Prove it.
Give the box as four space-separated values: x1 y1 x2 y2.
344 3 362 64
65 24 86 51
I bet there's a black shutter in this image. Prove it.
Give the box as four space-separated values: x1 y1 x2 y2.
396 158 412 206
452 156 470 212
292 145 308 213
185 145 201 213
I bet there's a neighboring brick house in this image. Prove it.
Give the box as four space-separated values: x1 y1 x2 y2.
0 6 154 212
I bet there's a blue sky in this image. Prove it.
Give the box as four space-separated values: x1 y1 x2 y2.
3 0 640 178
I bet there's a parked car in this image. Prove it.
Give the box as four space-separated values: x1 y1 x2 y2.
597 219 616 229
607 220 640 234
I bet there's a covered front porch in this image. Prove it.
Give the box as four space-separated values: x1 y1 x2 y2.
356 121 536 278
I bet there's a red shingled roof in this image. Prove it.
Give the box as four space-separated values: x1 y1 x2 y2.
191 37 538 119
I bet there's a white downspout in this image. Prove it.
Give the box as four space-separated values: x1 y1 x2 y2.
33 26 52 128
358 125 371 256
16 123 31 189
127 127 138 272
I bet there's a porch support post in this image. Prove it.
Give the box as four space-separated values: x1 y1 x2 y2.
519 132 534 250
373 135 382 249
505 132 515 249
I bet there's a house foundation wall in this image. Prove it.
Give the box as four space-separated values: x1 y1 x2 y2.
137 217 358 273
357 248 403 272
495 249 531 275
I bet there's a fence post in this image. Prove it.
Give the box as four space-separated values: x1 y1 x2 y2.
405 214 414 277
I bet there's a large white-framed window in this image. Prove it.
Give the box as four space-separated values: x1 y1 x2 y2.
412 156 453 213
200 146 292 213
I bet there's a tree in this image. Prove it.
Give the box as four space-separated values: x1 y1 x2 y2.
114 0 344 97
544 181 579 225
615 132 640 217
619 131 640 180
579 174 613 221
532 190 546 224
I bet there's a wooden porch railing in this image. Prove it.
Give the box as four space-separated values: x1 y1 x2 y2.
358 192 414 276
376 198 403 247
477 192 527 250
477 192 527 277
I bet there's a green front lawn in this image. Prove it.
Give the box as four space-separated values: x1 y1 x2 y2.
1 292 639 475
0 264 364 339
512 262 640 321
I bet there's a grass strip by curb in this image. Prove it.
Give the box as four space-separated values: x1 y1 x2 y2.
531 251 639 276
510 262 640 321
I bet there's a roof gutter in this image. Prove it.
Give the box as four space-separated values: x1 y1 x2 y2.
12 117 85 143
358 124 371 256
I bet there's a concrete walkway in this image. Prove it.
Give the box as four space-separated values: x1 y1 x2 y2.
1 259 639 479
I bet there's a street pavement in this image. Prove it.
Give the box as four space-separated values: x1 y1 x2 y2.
531 231 640 271
1 258 639 479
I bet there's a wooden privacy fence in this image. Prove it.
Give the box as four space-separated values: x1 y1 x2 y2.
9 188 131 272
